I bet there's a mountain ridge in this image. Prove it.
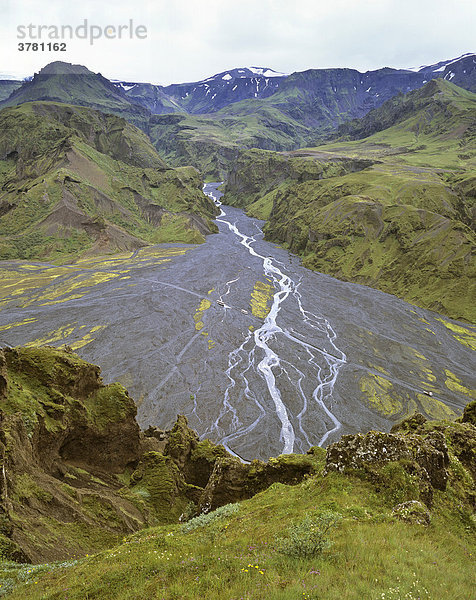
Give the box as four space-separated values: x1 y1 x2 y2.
1 55 475 177
0 101 218 261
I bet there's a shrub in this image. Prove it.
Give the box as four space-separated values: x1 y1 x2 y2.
275 510 342 557
181 503 240 533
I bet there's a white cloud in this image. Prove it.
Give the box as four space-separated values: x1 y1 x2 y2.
0 0 474 84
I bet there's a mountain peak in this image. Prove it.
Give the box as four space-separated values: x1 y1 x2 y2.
38 62 94 76
248 67 289 77
415 76 469 98
198 67 288 84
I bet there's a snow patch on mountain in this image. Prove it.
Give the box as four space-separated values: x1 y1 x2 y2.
248 67 289 77
410 53 476 73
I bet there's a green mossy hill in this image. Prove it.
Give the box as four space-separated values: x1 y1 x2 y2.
337 78 476 142
0 101 166 172
1 406 474 600
148 105 314 180
224 148 373 215
0 347 319 565
0 62 150 130
0 102 219 261
223 80 476 322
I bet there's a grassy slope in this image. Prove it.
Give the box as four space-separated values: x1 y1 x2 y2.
148 105 315 180
1 414 474 600
0 102 218 262
223 80 476 322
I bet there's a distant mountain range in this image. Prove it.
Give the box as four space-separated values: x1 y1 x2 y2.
113 53 476 117
1 55 475 177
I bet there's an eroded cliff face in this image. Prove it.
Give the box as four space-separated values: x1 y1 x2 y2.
0 347 318 563
0 346 146 563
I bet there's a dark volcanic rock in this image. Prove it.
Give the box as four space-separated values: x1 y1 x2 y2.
198 453 319 512
325 431 413 471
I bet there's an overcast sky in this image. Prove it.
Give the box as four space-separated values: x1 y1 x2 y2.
1 0 475 84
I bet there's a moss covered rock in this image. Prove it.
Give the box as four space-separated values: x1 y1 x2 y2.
392 500 431 526
460 400 476 426
326 408 475 509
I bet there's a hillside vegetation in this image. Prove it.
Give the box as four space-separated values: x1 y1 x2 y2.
3 58 475 179
149 106 315 180
0 102 218 262
0 347 474 599
223 80 476 322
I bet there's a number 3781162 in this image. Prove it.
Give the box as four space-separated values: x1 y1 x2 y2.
18 42 66 51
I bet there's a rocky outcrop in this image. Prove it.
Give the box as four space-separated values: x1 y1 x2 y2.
325 412 475 508
460 400 476 426
161 415 319 512
198 451 319 512
325 428 448 506
0 347 148 563
0 350 6 401
4 347 142 473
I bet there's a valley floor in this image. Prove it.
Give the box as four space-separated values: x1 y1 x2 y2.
0 189 474 460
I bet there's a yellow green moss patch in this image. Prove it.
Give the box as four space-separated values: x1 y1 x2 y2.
0 248 191 312
198 299 212 311
411 349 427 361
444 369 476 399
416 394 457 420
24 323 107 350
436 318 476 351
193 298 212 333
68 325 107 351
25 324 77 347
250 280 274 319
0 317 38 332
360 373 404 417
421 366 437 384
369 364 389 375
